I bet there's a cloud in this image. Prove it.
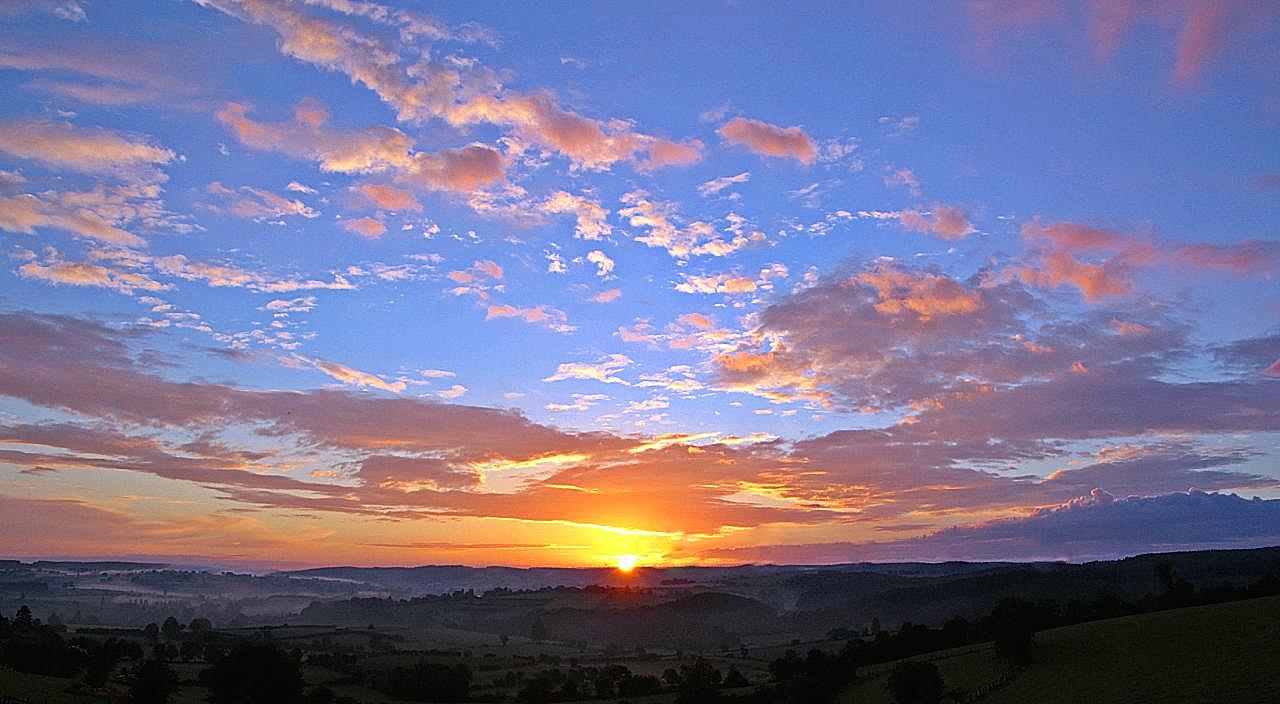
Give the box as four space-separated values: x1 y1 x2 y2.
150 253 355 292
484 304 573 333
707 491 1280 563
538 191 611 240
709 259 1273 434
18 251 169 295
698 171 750 198
448 259 504 283
1172 239 1280 276
204 182 320 222
898 204 975 240
591 288 622 303
0 118 176 184
438 384 467 399
0 189 149 247
405 143 505 193
545 393 609 412
883 166 921 196
358 183 422 211
263 296 318 313
543 353 633 385
295 354 406 393
343 217 388 238
967 0 1280 84
618 190 719 259
586 249 614 278
198 0 700 172
674 264 787 295
217 100 413 174
0 310 1273 545
718 117 816 164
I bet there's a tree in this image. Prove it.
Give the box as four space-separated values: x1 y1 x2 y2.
529 615 548 641
723 666 749 688
14 605 33 630
84 640 123 688
161 616 183 639
886 661 943 704
143 622 159 641
987 598 1038 666
189 617 213 635
676 658 723 704
131 658 179 704
204 642 304 704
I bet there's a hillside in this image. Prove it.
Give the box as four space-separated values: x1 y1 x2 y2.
841 595 1280 704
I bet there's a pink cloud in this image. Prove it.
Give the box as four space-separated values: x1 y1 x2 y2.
358 183 421 211
343 217 387 238
718 117 817 164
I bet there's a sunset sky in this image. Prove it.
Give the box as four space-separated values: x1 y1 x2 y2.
1 0 1278 569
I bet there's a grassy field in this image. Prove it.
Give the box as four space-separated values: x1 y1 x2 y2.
841 595 1280 704
2 596 1276 703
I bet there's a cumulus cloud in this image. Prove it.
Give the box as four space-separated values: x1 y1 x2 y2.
718 117 816 164
358 183 422 211
343 217 388 238
586 249 614 278
898 204 976 240
538 191 611 240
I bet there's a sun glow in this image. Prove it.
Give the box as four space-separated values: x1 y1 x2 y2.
615 554 639 572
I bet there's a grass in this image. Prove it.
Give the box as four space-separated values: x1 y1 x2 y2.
3 596 1276 703
840 595 1280 704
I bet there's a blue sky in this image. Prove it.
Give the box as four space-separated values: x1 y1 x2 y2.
0 0 1277 568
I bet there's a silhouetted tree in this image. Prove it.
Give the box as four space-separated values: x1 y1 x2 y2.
161 616 183 639
204 642 304 704
676 658 723 704
723 666 749 688
189 617 213 635
14 605 33 630
131 658 178 704
529 615 548 641
83 639 124 688
887 661 943 704
986 598 1038 666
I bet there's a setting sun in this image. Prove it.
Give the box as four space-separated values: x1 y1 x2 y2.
615 554 639 572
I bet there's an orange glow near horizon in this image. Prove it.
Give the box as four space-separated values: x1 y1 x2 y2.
615 554 639 572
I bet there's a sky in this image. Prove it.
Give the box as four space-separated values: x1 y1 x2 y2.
0 0 1278 569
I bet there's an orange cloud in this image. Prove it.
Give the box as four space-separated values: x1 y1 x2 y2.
359 183 422 211
484 304 572 332
539 191 611 240
898 204 976 240
857 267 983 320
217 100 413 174
343 217 388 239
406 143 505 193
0 118 175 183
1172 239 1280 276
718 117 816 164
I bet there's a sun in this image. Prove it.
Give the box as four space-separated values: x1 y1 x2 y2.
615 554 639 572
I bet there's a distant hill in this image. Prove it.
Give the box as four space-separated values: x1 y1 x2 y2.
794 546 1280 629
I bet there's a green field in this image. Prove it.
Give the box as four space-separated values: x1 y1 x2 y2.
3 596 1277 703
841 595 1280 704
